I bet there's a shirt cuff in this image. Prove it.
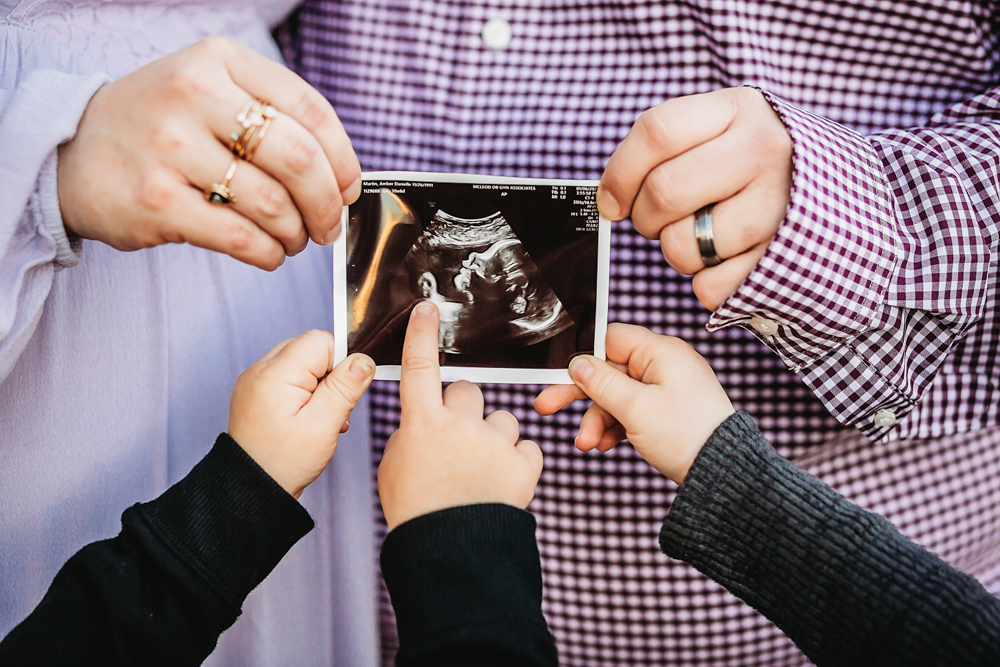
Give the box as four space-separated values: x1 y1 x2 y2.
708 90 897 369
133 434 314 610
35 150 82 269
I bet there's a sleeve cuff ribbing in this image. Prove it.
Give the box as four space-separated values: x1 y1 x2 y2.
134 434 314 610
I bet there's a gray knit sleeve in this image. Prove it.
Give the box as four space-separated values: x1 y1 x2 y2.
659 411 1000 667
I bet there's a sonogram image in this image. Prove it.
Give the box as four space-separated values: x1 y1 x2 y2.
405 209 574 353
345 178 602 371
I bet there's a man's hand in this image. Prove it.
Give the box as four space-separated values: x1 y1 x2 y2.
59 37 362 270
377 302 544 530
228 330 375 499
598 87 792 311
534 323 734 484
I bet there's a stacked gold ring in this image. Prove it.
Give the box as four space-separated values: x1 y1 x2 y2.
205 98 277 206
230 98 276 162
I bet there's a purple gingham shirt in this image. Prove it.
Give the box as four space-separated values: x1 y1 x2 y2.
722 87 1000 441
286 1 1000 664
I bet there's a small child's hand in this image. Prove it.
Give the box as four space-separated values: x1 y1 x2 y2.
228 330 375 499
534 323 734 484
377 302 544 530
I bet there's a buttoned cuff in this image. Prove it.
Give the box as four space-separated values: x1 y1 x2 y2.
708 90 897 370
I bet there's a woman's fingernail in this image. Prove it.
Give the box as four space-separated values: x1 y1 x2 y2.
415 301 435 316
340 418 351 433
569 357 594 383
349 356 374 380
322 223 341 245
597 185 621 220
344 177 362 205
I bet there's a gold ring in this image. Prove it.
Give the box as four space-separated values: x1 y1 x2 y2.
243 104 276 163
230 98 276 161
229 99 256 157
205 157 239 206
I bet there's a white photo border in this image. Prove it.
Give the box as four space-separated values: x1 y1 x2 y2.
334 171 611 385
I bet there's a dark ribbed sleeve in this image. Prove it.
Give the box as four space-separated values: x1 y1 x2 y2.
0 434 314 667
381 504 557 667
659 411 1000 667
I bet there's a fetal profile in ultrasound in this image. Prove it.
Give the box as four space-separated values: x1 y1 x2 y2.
337 173 609 382
406 209 574 353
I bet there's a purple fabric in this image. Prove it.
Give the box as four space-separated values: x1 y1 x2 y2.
0 2 379 665
287 1 1000 665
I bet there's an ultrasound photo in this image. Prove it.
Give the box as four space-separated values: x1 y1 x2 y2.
334 172 611 384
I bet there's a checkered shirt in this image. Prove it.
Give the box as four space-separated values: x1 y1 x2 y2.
283 1 1000 665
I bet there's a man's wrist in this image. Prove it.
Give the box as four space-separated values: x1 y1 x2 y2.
707 90 896 368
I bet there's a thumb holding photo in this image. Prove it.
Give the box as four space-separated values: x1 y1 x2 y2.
535 322 734 484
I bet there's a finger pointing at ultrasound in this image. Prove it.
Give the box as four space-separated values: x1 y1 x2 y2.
58 37 362 271
597 87 792 311
378 301 544 530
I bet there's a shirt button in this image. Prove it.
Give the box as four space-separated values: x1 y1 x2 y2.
481 16 513 50
749 316 779 336
872 409 897 428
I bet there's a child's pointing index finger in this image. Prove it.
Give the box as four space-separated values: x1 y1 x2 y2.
399 301 443 415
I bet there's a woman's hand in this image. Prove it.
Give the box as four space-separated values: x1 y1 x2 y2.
534 323 734 484
598 87 792 311
228 330 374 499
58 37 362 270
377 302 544 530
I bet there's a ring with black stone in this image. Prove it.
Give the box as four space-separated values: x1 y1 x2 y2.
694 204 723 267
205 158 239 206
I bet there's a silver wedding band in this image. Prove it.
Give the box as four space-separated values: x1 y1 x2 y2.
694 204 723 267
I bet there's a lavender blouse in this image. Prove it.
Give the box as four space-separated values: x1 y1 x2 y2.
0 2 377 665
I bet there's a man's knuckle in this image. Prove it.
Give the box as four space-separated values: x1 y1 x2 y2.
742 113 788 160
692 274 726 311
659 224 693 270
645 167 681 213
636 106 677 154
721 86 754 114
739 222 764 248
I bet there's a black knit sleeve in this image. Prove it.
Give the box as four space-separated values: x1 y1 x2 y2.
0 434 314 667
659 411 1000 667
381 503 557 667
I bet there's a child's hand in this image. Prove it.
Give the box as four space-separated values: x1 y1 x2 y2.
377 302 544 530
534 323 734 484
228 330 375 499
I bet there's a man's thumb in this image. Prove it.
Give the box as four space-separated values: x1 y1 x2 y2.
308 353 375 427
568 355 644 426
